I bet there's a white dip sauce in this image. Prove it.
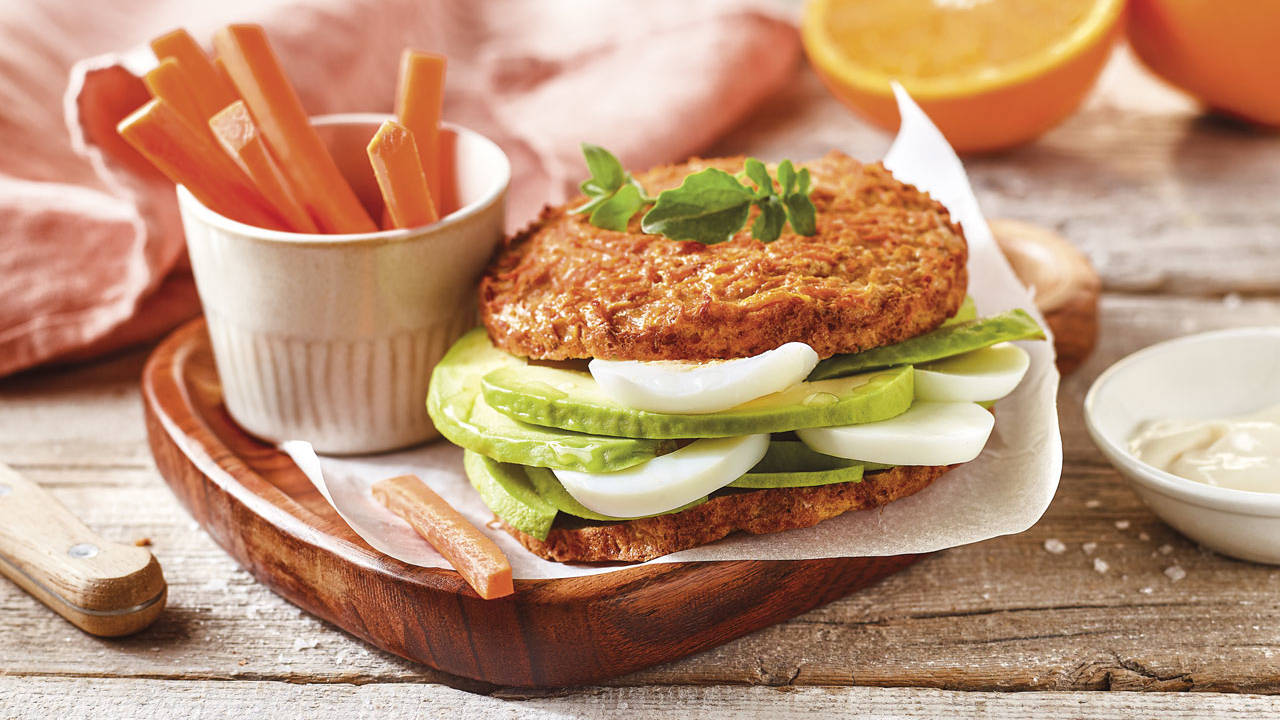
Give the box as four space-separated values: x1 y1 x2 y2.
1129 403 1280 492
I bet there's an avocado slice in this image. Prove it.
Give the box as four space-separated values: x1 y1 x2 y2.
729 464 864 488
809 309 1045 381
521 442 884 522
463 451 558 540
523 465 706 522
428 329 668 472
749 440 890 472
729 440 883 488
943 295 977 326
481 363 913 439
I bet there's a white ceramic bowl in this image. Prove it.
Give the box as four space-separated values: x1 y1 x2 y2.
1084 327 1280 564
178 114 509 455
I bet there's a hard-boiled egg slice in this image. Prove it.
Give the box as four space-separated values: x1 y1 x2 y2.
588 342 819 414
796 401 994 466
913 343 1030 402
553 434 769 518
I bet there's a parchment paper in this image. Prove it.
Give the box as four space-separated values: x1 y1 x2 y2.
281 86 1062 579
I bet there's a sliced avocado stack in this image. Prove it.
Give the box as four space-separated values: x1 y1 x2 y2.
428 303 1043 540
429 329 671 473
482 363 913 439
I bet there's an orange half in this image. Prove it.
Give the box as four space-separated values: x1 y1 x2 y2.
803 0 1125 153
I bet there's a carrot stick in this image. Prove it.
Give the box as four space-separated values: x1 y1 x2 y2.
213 24 376 234
394 51 449 213
118 98 286 231
367 121 438 228
210 101 318 233
436 127 460 215
143 58 211 135
150 28 239 119
213 58 238 101
372 475 514 600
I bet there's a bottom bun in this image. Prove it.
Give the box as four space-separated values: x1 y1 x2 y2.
503 464 953 563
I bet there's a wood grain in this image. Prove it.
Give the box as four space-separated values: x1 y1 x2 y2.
1 46 1279 715
4 296 1278 694
0 462 165 636
4 677 1280 719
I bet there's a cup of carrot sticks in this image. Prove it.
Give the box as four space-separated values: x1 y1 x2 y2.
120 25 509 454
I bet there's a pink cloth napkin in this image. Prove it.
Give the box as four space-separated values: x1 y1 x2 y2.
0 0 799 378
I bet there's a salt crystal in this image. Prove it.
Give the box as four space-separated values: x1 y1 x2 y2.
1223 292 1243 309
1093 558 1110 574
1138 532 1150 542
1139 587 1154 594
1159 544 1174 555
292 638 319 651
1115 520 1131 530
1044 538 1067 554
1085 499 1101 509
1082 542 1098 554
1165 565 1187 582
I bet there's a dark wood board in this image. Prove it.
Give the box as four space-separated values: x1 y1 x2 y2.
142 320 928 686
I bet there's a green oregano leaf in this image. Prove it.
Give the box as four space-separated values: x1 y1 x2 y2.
783 191 817 236
751 196 786 242
572 190 609 214
776 160 797 196
640 168 754 244
743 158 774 198
580 144 625 194
589 183 645 231
573 145 817 244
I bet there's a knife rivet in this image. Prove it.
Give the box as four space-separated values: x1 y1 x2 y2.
0 483 10 497
68 543 99 559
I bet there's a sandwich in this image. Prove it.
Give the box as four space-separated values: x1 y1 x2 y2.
427 147 1045 563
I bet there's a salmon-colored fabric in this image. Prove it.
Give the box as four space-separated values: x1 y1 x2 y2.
0 0 799 377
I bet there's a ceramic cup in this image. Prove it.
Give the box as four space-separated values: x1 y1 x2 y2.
1085 327 1280 564
178 114 509 454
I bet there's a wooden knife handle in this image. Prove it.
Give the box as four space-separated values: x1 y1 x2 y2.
0 462 166 637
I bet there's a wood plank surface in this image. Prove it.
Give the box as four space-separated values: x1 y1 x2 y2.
3 47 1280 716
4 678 1280 719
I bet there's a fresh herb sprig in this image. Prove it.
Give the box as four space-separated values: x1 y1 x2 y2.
572 144 817 244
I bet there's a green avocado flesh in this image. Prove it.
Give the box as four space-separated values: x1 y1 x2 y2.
481 364 914 439
809 309 1045 381
428 329 669 472
463 451 558 540
943 295 977 326
748 440 888 473
731 441 884 489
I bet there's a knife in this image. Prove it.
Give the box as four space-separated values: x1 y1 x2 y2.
0 461 166 637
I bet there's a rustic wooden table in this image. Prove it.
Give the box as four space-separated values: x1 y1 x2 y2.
4 50 1280 718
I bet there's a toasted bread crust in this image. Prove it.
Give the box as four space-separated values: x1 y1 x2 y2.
503 464 951 563
480 152 968 361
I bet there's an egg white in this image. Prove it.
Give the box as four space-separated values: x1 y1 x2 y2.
553 434 769 517
797 401 995 466
913 343 1030 402
589 342 819 414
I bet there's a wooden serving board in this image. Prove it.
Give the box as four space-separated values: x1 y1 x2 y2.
141 226 1097 688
